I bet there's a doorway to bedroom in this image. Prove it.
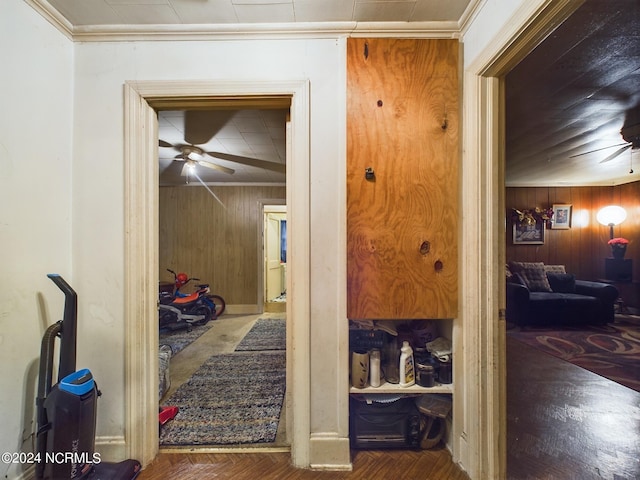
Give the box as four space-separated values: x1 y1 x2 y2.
156 105 290 450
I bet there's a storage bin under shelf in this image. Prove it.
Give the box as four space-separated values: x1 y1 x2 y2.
350 381 453 395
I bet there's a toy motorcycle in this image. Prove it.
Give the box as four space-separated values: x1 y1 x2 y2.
158 269 225 331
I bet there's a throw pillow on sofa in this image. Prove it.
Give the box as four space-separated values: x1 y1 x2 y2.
508 261 553 292
546 272 576 293
544 264 566 274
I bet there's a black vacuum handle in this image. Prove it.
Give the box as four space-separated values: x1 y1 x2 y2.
47 274 77 379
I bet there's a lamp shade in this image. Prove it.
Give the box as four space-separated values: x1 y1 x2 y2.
596 205 627 226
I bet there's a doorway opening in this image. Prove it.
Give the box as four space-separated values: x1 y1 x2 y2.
263 205 287 313
124 80 311 467
157 106 289 449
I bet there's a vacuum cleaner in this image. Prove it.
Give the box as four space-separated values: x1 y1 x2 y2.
36 274 141 480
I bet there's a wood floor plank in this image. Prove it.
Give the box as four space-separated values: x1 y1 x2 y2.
138 449 470 479
507 337 640 480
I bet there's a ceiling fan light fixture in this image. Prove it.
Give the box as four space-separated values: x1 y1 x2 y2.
181 145 204 161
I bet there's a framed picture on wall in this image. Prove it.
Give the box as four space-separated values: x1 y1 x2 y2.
513 220 545 245
551 204 572 229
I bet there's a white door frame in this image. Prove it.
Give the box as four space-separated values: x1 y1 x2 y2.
123 79 310 467
458 1 580 477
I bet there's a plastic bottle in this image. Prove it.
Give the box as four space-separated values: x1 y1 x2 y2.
369 349 381 387
399 341 415 387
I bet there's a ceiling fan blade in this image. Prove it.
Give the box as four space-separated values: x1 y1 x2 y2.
160 158 185 177
206 151 286 174
184 110 236 145
197 159 235 175
600 144 632 164
159 139 174 148
570 142 629 158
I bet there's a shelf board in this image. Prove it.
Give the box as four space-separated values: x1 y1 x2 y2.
350 382 453 395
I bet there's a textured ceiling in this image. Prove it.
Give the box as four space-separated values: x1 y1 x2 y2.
505 0 640 186
33 0 640 186
44 0 473 26
158 109 288 185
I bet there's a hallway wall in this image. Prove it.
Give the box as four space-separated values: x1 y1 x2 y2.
72 35 347 465
0 2 73 478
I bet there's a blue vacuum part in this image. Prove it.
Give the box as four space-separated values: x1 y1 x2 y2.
60 368 95 396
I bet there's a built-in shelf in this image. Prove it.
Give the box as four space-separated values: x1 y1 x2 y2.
350 382 453 395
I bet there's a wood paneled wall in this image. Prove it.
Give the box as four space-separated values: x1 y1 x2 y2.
506 181 640 282
159 185 286 305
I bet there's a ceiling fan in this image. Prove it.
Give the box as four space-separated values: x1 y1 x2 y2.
159 140 287 176
570 109 640 167
159 110 286 179
159 141 236 177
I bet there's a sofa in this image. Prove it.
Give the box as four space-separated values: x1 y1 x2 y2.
506 262 619 326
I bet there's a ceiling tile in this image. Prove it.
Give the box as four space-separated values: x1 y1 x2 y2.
109 4 181 23
46 0 123 25
293 0 355 22
411 0 468 21
106 0 169 4
354 1 416 22
170 0 238 23
232 0 291 4
233 3 295 22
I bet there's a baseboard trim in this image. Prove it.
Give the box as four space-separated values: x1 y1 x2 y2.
12 464 35 480
95 435 127 462
225 304 260 315
308 434 352 471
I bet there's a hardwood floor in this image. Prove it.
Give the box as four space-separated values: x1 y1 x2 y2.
137 449 470 480
507 336 640 480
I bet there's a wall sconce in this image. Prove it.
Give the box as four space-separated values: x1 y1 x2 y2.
596 205 627 239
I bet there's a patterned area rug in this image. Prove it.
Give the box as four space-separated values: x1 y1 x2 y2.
159 323 213 355
159 350 286 445
235 318 286 352
508 316 640 392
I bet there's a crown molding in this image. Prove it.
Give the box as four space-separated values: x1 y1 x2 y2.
24 0 73 40
73 21 462 42
27 1 464 42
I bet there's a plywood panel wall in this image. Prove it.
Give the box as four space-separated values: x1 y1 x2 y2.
347 38 459 319
159 185 286 305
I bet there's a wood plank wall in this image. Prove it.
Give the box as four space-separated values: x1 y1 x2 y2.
159 185 286 305
506 181 640 283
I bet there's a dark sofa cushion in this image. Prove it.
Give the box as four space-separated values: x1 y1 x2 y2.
527 292 601 325
547 272 576 293
508 261 552 292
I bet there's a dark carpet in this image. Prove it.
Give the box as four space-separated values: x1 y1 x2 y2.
159 350 286 446
234 318 286 352
507 315 640 392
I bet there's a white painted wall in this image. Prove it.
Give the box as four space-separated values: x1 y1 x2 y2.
0 1 73 478
462 0 530 69
72 37 347 458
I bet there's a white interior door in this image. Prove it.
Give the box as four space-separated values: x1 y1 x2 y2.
265 212 283 300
